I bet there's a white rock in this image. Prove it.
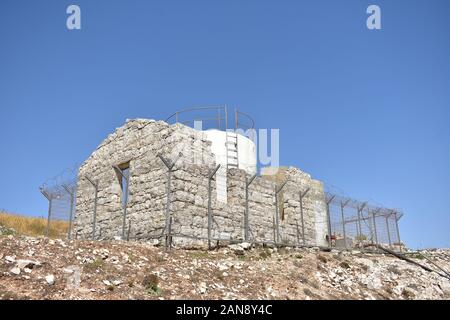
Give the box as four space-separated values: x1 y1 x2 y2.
16 259 41 269
45 274 55 285
10 267 21 275
108 256 119 264
63 267 75 274
103 280 112 286
218 264 229 271
199 282 207 294
113 280 123 286
5 255 15 263
57 239 67 247
228 244 241 251
366 275 383 290
24 268 32 274
228 244 244 255
240 242 252 250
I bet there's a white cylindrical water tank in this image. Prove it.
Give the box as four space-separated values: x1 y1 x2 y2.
203 129 257 203
203 129 257 174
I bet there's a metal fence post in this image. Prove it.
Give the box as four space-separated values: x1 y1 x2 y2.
299 188 310 246
62 185 75 240
340 199 350 249
40 188 53 238
208 165 221 249
47 198 52 237
165 170 171 247
127 219 131 241
272 216 276 243
325 195 335 248
274 180 288 244
245 174 257 242
356 203 366 242
274 187 279 244
112 165 131 241
385 215 392 247
356 211 361 239
371 209 379 246
122 173 129 240
208 175 212 249
85 176 99 240
158 153 182 250
393 210 402 252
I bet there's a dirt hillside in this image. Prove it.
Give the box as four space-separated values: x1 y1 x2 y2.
0 229 449 300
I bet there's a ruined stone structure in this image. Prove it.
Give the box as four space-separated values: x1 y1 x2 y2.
74 118 329 247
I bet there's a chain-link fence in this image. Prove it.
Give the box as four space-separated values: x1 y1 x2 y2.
326 193 403 251
40 162 403 252
40 167 78 239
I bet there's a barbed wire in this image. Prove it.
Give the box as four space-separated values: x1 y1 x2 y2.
40 163 79 196
39 140 403 248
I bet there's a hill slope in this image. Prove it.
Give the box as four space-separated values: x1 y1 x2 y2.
0 211 68 238
0 234 449 300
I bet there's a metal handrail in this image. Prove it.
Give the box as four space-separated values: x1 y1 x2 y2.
235 109 255 130
165 106 255 131
166 106 228 131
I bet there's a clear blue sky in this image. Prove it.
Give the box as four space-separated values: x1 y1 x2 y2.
0 1 449 249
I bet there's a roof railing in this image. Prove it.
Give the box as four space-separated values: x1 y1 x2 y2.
166 106 255 131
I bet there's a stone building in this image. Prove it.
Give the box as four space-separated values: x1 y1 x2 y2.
74 116 329 247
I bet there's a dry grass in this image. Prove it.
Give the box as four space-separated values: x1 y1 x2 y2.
0 211 69 238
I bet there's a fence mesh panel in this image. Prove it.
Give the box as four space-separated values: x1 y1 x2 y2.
40 164 404 252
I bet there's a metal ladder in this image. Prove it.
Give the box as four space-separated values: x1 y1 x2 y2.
226 131 239 170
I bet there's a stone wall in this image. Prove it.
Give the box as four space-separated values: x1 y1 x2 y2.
74 119 215 240
74 119 328 247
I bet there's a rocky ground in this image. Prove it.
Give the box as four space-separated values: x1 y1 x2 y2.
0 231 449 300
